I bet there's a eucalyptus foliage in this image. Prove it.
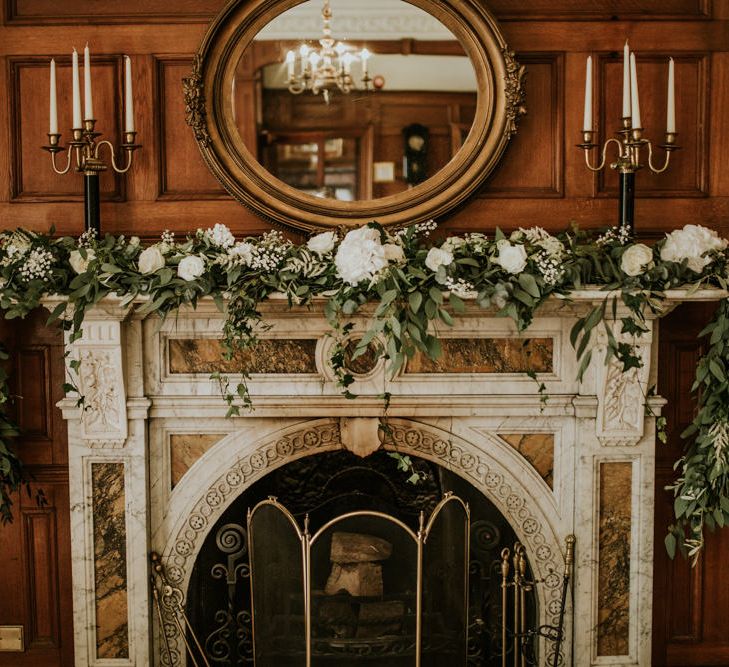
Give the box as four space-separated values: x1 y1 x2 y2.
0 221 727 560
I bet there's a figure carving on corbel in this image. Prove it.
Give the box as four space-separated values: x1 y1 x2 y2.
596 334 651 446
71 345 128 447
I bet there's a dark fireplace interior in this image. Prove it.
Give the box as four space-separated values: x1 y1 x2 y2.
186 450 536 665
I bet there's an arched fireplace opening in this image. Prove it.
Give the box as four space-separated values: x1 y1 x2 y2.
184 449 537 665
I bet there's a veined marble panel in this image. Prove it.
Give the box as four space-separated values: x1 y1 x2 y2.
92 461 129 659
405 337 553 374
168 338 318 374
170 433 222 488
500 433 554 488
596 461 632 656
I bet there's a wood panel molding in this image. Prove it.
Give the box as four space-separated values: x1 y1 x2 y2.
596 53 709 198
8 56 125 203
22 510 60 649
155 56 227 200
487 0 712 21
480 53 564 198
4 0 223 24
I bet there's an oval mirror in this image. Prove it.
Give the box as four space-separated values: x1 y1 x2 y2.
186 0 525 232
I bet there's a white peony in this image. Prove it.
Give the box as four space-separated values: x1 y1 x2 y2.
383 243 405 263
334 226 388 285
660 224 728 273
621 243 654 277
493 240 528 274
138 245 165 274
69 249 95 274
307 231 337 255
536 235 564 258
442 236 466 252
177 255 206 281
224 242 254 267
204 223 235 249
425 247 454 272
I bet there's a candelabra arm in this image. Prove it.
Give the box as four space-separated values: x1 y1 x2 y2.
95 139 139 174
583 137 623 172
646 141 672 174
49 148 75 175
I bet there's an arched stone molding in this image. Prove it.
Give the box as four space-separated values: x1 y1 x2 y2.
154 417 567 665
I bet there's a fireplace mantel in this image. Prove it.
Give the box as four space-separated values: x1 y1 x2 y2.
50 289 725 666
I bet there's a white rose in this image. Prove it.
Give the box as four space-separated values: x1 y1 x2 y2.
177 255 206 281
383 243 405 263
334 226 388 285
69 249 95 274
494 240 528 274
307 231 337 255
138 245 165 274
425 247 454 272
621 243 654 277
660 224 728 273
129 236 140 247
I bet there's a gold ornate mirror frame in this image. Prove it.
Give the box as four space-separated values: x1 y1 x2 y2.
184 0 525 232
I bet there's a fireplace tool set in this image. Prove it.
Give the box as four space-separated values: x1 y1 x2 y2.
499 535 575 667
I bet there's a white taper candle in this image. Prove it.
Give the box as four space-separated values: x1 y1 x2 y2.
124 56 134 133
83 44 93 120
630 52 642 129
49 59 58 134
667 57 676 133
622 41 631 119
72 48 82 129
583 55 593 132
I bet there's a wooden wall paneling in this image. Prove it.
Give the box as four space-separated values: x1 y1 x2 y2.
0 312 72 667
653 303 729 666
9 56 124 202
156 56 227 200
597 53 709 198
4 0 224 24
709 51 729 196
480 53 564 197
23 507 59 648
486 0 712 21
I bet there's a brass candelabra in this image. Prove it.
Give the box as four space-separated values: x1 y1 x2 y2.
42 119 141 236
578 117 679 235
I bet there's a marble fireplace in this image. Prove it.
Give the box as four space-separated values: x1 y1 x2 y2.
53 290 696 667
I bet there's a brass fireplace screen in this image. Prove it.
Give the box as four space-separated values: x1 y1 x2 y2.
248 493 470 666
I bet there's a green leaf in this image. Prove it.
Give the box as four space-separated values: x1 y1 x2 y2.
429 287 443 305
665 532 677 559
518 273 540 298
409 291 423 314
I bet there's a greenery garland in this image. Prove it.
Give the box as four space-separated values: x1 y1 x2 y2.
0 220 728 560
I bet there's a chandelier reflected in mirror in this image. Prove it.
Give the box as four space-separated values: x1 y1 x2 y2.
285 0 372 103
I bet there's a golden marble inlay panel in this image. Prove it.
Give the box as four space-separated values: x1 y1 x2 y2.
597 461 632 656
500 433 554 488
170 433 222 488
92 462 129 659
405 338 553 374
169 338 318 374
